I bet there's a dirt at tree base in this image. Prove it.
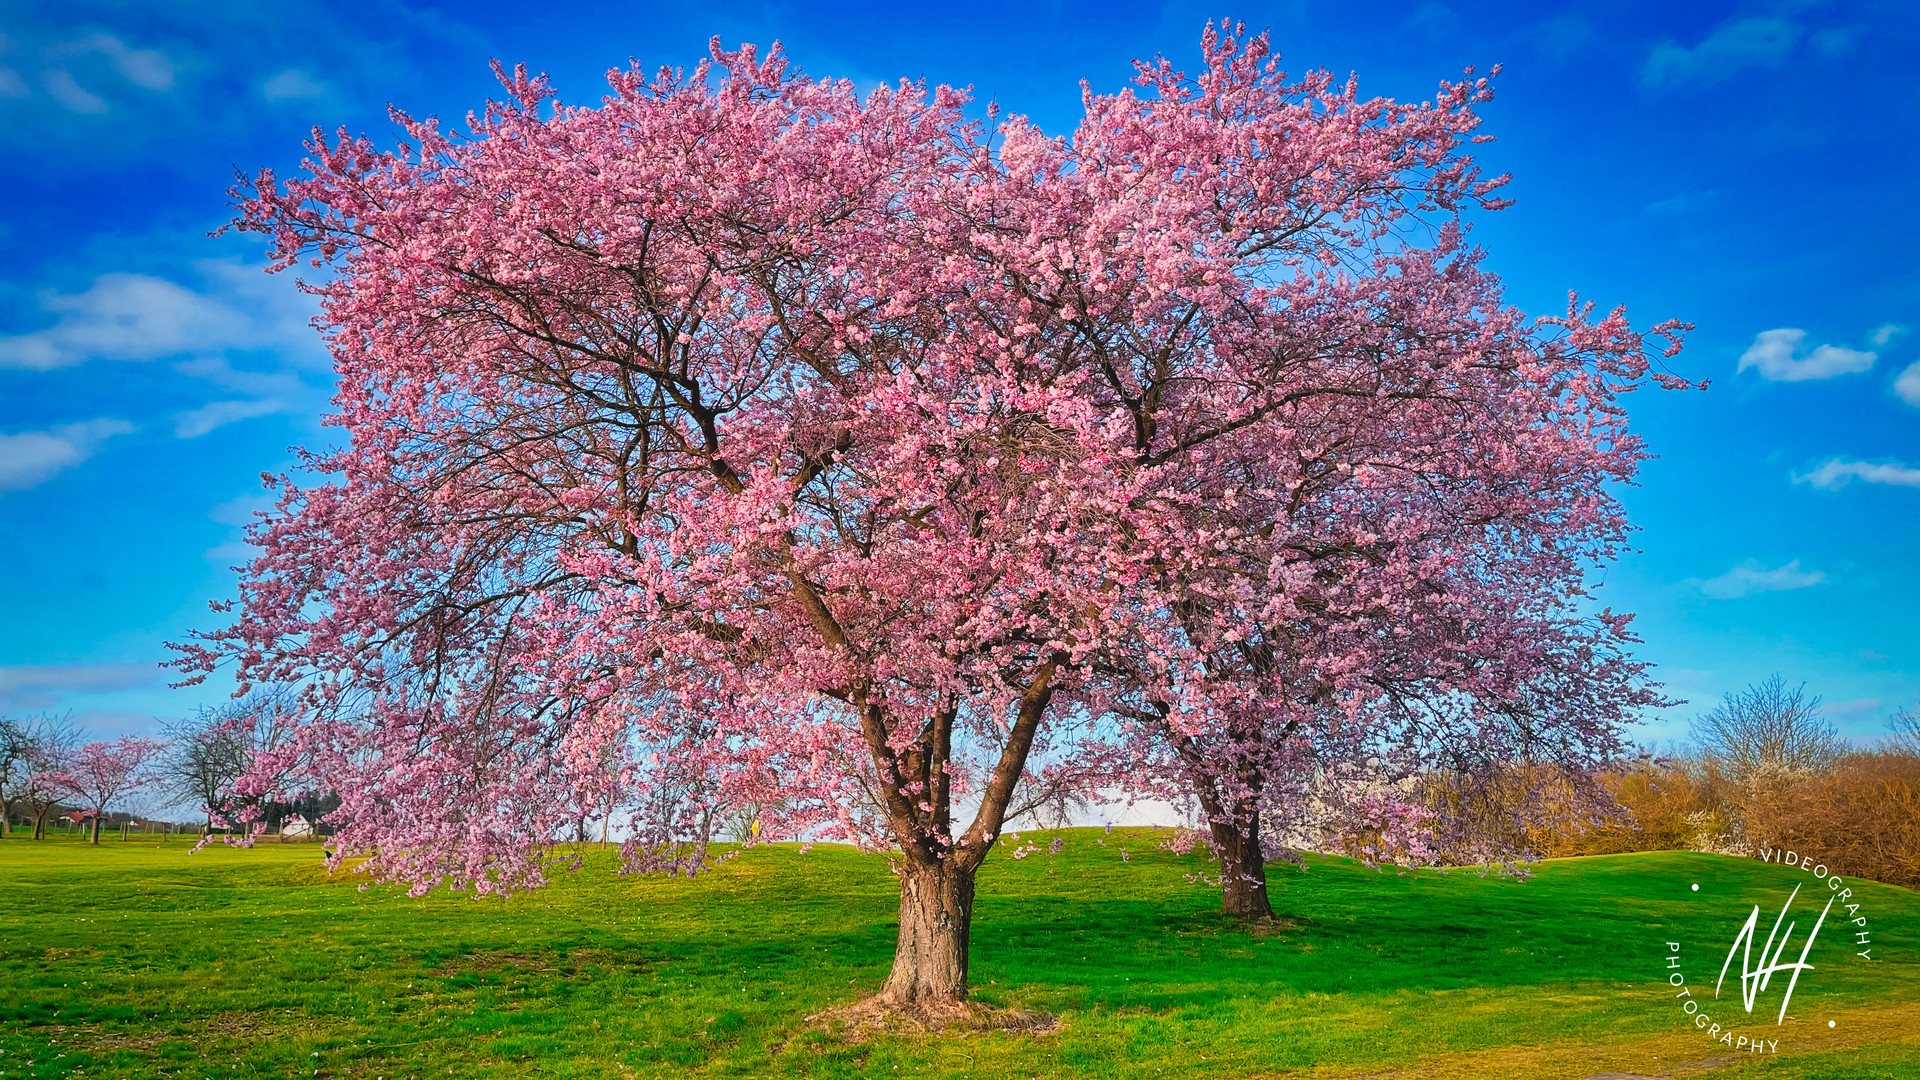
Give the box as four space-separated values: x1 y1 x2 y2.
803 994 1060 1044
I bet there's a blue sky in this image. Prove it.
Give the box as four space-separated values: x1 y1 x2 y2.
1 0 1914 747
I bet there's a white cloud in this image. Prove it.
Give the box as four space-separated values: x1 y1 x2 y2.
1696 559 1827 600
41 68 107 113
209 491 274 527
0 419 134 491
11 34 175 116
0 264 318 371
1895 362 1920 406
0 273 248 369
173 355 311 401
1 261 324 447
1737 328 1875 382
1645 17 1799 87
0 663 157 711
0 9 476 158
262 69 326 102
205 492 274 567
173 398 285 438
68 33 176 92
204 541 255 568
1869 323 1908 349
1647 190 1714 215
1795 458 1920 490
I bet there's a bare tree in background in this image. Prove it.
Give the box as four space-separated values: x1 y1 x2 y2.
1890 706 1920 756
0 714 79 839
160 688 295 833
1689 675 1847 779
0 718 26 836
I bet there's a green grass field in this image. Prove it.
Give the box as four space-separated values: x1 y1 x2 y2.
1 830 1915 1080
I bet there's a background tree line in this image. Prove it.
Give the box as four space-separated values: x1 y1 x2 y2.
0 687 334 842
1442 675 1920 888
6 672 1912 893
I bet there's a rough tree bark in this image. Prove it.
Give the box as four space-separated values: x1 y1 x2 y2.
882 864 977 1004
855 657 1062 1008
1207 807 1274 919
1159 710 1279 920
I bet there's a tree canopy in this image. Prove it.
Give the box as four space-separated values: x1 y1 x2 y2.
177 24 1685 1005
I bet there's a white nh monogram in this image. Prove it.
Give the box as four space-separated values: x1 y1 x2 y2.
1716 883 1834 1025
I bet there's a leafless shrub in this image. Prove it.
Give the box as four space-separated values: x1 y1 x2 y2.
159 688 297 831
1688 675 1847 780
1888 706 1920 756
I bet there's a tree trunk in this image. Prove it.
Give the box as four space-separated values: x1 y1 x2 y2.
32 809 47 840
90 816 102 845
881 863 976 1006
1209 815 1274 920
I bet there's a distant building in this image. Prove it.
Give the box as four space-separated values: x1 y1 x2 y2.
282 814 314 838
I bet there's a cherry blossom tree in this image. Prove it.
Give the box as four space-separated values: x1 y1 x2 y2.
178 24 1684 1006
54 736 166 845
992 29 1683 913
1103 536 1672 915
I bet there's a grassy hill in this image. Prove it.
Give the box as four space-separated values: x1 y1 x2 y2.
1 829 1915 1079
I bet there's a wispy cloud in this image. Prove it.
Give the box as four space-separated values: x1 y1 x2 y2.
0 662 156 711
60 33 176 92
8 32 177 116
1795 458 1920 490
1869 323 1908 349
1644 17 1800 87
1895 362 1920 406
173 398 286 438
1646 189 1715 215
1737 328 1875 382
261 68 326 102
1860 325 1916 404
0 6 475 159
0 261 322 436
0 271 270 370
0 419 134 491
209 491 275 527
1694 559 1827 600
41 68 107 113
